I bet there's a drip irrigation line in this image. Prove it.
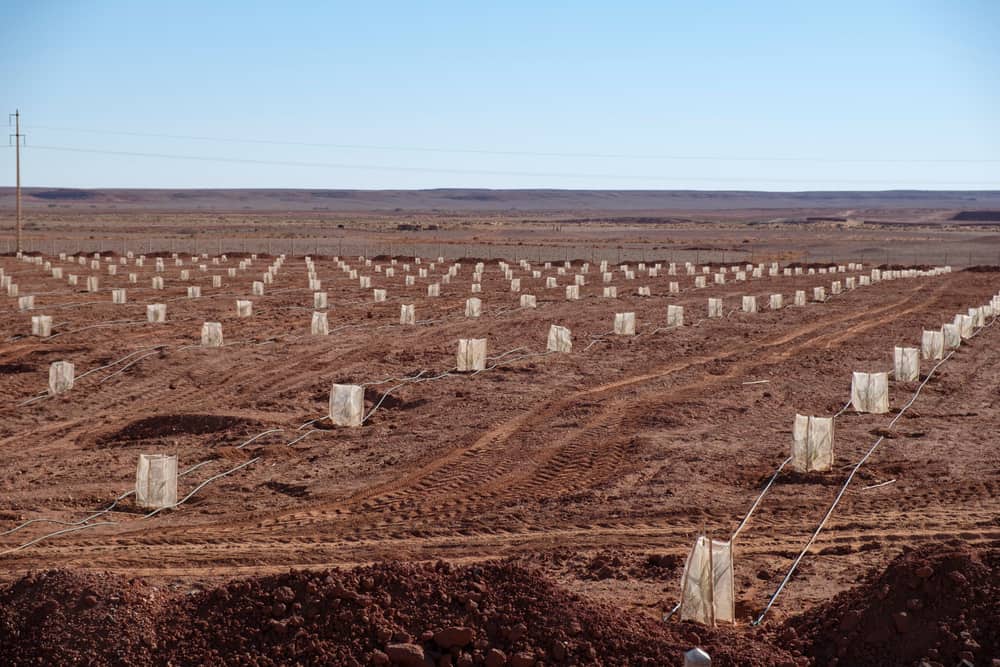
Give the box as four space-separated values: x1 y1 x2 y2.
731 456 793 540
296 415 329 430
98 350 165 384
16 392 49 407
74 345 168 382
142 456 263 520
0 522 118 556
285 430 321 447
861 478 896 491
360 370 428 388
42 319 149 340
832 398 854 418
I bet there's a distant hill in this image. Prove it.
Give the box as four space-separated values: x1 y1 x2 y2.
2 187 1000 214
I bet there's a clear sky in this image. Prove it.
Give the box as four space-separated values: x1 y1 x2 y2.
2 1 998 190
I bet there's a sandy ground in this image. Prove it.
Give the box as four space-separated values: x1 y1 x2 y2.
2 241 998 646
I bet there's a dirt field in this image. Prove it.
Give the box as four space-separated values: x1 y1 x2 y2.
1 228 999 664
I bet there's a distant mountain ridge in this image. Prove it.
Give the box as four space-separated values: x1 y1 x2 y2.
2 187 1000 213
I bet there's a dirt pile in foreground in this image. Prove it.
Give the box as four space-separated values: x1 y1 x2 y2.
782 542 1000 666
0 561 792 666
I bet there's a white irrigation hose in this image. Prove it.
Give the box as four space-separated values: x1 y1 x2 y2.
731 456 794 540
42 319 149 340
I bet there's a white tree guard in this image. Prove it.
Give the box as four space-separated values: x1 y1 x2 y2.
547 325 572 353
201 322 224 347
180 269 190 281
465 297 482 318
110 288 127 304
707 298 723 319
373 288 387 302
135 454 178 509
769 294 783 310
47 360 74 396
151 276 164 290
942 323 961 350
893 346 920 382
18 295 34 311
147 304 167 323
667 304 684 327
520 294 536 308
427 283 440 297
956 314 973 339
457 338 487 372
603 286 617 298
714 273 726 285
565 285 580 300
921 330 944 360
613 312 636 335
679 536 735 626
311 311 329 335
851 371 889 414
400 304 415 325
31 315 52 337
87 276 99 292
813 286 826 302
510 278 521 292
792 414 834 472
329 383 364 427
574 275 585 286
313 291 328 309
187 286 201 298
129 273 138 284
637 286 651 296
695 276 707 288
236 300 253 318
741 296 757 313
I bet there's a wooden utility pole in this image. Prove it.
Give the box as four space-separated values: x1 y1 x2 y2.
9 109 24 252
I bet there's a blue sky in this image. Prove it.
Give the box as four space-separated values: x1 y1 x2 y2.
2 1 998 190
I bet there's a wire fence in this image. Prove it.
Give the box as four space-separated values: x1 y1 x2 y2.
4 235 1000 268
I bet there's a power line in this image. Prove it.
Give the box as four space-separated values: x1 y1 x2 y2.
25 123 1000 165
23 144 1000 187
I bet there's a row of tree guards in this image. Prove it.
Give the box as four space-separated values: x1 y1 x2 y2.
5 249 997 632
677 293 999 627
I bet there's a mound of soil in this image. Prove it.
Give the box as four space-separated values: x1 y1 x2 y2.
0 562 794 666
0 570 159 665
100 413 258 444
782 542 1000 666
